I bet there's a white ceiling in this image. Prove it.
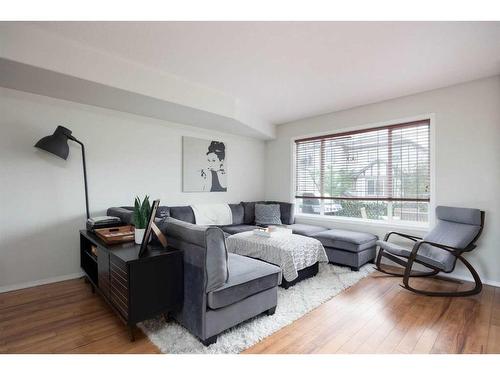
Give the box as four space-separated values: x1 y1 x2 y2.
29 21 500 125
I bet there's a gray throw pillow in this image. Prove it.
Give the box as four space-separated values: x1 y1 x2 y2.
255 204 282 226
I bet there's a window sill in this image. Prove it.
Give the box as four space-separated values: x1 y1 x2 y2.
294 213 430 233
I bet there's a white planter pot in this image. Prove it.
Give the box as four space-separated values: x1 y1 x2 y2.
135 228 146 245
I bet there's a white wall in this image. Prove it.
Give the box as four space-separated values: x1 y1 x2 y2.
266 76 500 285
0 87 266 291
0 23 275 139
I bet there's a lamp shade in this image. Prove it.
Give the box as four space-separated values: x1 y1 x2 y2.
34 126 73 160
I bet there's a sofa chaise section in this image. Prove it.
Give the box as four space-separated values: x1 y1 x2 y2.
312 229 378 271
160 217 281 346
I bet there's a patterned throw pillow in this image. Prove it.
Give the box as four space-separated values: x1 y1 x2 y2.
255 204 282 226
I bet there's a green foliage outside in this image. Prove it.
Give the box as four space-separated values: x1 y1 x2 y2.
327 200 387 220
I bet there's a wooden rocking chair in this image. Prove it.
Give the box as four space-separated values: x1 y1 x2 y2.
375 206 485 297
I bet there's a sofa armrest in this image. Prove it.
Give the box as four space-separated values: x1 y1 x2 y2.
160 217 230 340
162 217 228 292
107 206 134 224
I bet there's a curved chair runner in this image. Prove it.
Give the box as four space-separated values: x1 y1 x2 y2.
375 206 485 297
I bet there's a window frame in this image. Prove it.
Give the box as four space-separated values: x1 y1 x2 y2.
290 114 436 229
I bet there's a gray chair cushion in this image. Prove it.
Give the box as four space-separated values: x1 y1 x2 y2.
255 204 282 225
169 206 195 223
207 254 281 310
424 220 481 250
416 220 480 272
377 239 455 272
313 229 378 252
164 217 228 292
229 204 245 225
219 225 261 235
436 206 482 226
289 223 327 237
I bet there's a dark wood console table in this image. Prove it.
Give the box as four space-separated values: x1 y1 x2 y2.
80 230 183 340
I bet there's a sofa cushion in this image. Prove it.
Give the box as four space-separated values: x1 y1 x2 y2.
219 225 261 235
313 229 378 252
107 207 134 224
289 223 327 237
241 201 260 224
207 254 281 310
169 206 195 224
229 204 245 225
265 201 295 225
255 204 282 225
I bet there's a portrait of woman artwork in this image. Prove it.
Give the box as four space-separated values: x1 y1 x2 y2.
182 136 227 192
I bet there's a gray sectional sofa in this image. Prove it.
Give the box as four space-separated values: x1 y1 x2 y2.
108 200 378 271
107 201 378 345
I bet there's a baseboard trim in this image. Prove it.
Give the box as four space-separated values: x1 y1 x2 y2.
1 266 499 294
379 259 500 288
447 274 500 288
0 272 84 294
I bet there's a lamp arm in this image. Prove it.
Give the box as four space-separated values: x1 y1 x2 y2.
70 137 90 220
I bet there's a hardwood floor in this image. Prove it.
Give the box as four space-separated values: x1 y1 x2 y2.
1 271 499 354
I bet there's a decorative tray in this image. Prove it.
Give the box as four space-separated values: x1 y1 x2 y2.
95 225 135 244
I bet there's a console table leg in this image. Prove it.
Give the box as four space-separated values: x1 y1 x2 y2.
127 325 136 342
163 311 173 322
84 276 96 293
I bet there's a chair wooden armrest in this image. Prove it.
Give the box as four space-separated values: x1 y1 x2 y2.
384 231 422 242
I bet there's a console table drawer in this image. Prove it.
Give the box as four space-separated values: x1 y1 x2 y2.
110 255 129 319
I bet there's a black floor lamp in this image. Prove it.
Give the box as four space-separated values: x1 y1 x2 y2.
35 126 90 219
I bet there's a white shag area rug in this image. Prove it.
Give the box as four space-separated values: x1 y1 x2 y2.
139 263 374 354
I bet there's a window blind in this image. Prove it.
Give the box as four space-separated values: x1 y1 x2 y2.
295 120 430 203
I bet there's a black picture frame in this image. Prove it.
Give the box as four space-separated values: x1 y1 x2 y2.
138 199 160 257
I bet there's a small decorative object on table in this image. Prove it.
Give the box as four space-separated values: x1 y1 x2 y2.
94 225 135 244
253 225 292 238
86 215 122 231
133 195 151 244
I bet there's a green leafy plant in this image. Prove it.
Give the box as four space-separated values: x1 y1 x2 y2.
133 195 151 229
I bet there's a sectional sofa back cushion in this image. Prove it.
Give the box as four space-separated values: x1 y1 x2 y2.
169 206 196 223
167 204 244 225
255 204 282 225
267 201 295 225
108 202 293 225
229 204 244 225
241 201 261 224
163 217 229 292
241 201 295 225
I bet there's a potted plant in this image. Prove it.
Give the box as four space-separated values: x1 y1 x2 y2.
133 195 151 244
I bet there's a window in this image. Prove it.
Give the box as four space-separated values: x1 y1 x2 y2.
294 119 430 224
